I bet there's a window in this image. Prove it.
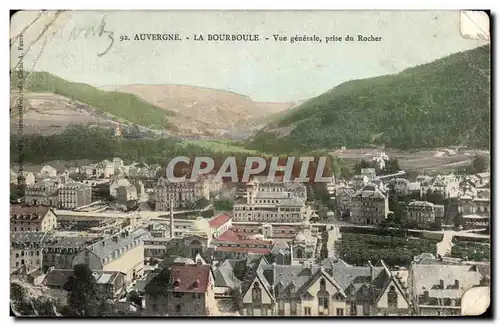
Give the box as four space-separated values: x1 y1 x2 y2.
174 292 183 298
175 304 181 313
290 300 297 315
387 286 398 309
336 308 344 316
318 279 329 309
252 282 262 304
278 300 285 316
350 301 357 316
304 307 311 316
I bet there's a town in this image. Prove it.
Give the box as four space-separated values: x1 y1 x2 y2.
9 150 490 316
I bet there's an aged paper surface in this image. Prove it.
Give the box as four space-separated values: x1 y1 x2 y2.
9 10 490 317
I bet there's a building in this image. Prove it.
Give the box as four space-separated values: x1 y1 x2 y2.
405 201 444 226
25 181 60 207
10 205 57 232
116 185 138 203
110 178 132 198
42 233 100 270
352 175 369 190
72 228 150 283
155 178 210 211
430 175 460 199
44 269 127 299
408 261 483 316
95 160 115 178
38 165 57 179
391 178 420 197
361 168 377 181
10 231 47 273
350 184 389 225
131 180 145 197
145 263 216 316
335 188 354 219
11 171 36 186
58 182 92 209
233 181 307 223
239 257 410 316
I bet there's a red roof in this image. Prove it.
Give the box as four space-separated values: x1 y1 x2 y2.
208 213 232 228
214 230 273 246
215 246 271 254
170 264 211 293
10 205 51 221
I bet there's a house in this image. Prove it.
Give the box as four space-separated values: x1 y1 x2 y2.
233 180 306 223
10 205 57 232
110 178 132 198
352 175 369 190
430 175 460 199
24 181 60 207
208 213 232 239
42 233 100 270
475 173 490 188
239 257 411 316
405 201 444 226
408 262 483 316
360 168 377 181
212 259 243 298
72 228 150 283
10 231 48 274
116 185 138 203
145 263 216 316
58 182 92 209
155 178 211 211
335 188 354 219
350 184 389 225
44 268 127 299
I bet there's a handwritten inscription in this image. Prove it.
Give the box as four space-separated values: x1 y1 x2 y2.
68 15 114 57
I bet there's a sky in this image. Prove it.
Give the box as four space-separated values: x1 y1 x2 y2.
11 10 488 102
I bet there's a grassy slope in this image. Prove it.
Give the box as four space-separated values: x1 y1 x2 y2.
252 45 490 151
11 71 174 129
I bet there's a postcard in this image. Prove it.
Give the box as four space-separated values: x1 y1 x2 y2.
9 10 491 317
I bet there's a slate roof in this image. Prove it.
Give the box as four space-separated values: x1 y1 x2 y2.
411 264 482 300
87 228 150 259
11 231 48 244
10 205 52 221
213 259 242 289
44 269 74 288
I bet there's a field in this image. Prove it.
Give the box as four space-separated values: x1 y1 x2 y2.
331 148 489 172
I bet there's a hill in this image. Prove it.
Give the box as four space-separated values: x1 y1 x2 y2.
248 45 490 152
11 72 175 130
100 84 295 137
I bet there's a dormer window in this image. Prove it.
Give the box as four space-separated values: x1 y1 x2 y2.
174 278 181 287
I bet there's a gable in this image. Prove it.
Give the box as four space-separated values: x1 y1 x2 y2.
376 279 409 309
242 275 273 305
304 271 343 298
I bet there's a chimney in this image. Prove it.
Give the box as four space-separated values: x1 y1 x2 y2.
439 279 444 289
170 199 174 238
101 241 106 247
368 260 375 282
112 236 118 243
454 279 459 289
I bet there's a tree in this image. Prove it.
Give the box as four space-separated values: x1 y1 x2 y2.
195 197 210 209
214 198 234 211
472 155 488 173
63 264 102 317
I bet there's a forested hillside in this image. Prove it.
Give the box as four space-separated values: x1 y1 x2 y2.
248 45 490 151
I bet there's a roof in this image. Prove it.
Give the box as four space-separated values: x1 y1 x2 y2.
411 264 482 299
214 229 273 246
170 264 212 293
10 205 52 221
215 247 271 254
87 228 150 259
11 231 48 243
352 187 386 199
209 214 232 228
42 233 99 248
213 259 242 289
44 269 74 288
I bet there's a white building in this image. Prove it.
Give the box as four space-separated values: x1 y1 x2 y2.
58 182 92 209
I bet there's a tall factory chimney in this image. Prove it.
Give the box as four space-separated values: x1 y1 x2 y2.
170 199 175 238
